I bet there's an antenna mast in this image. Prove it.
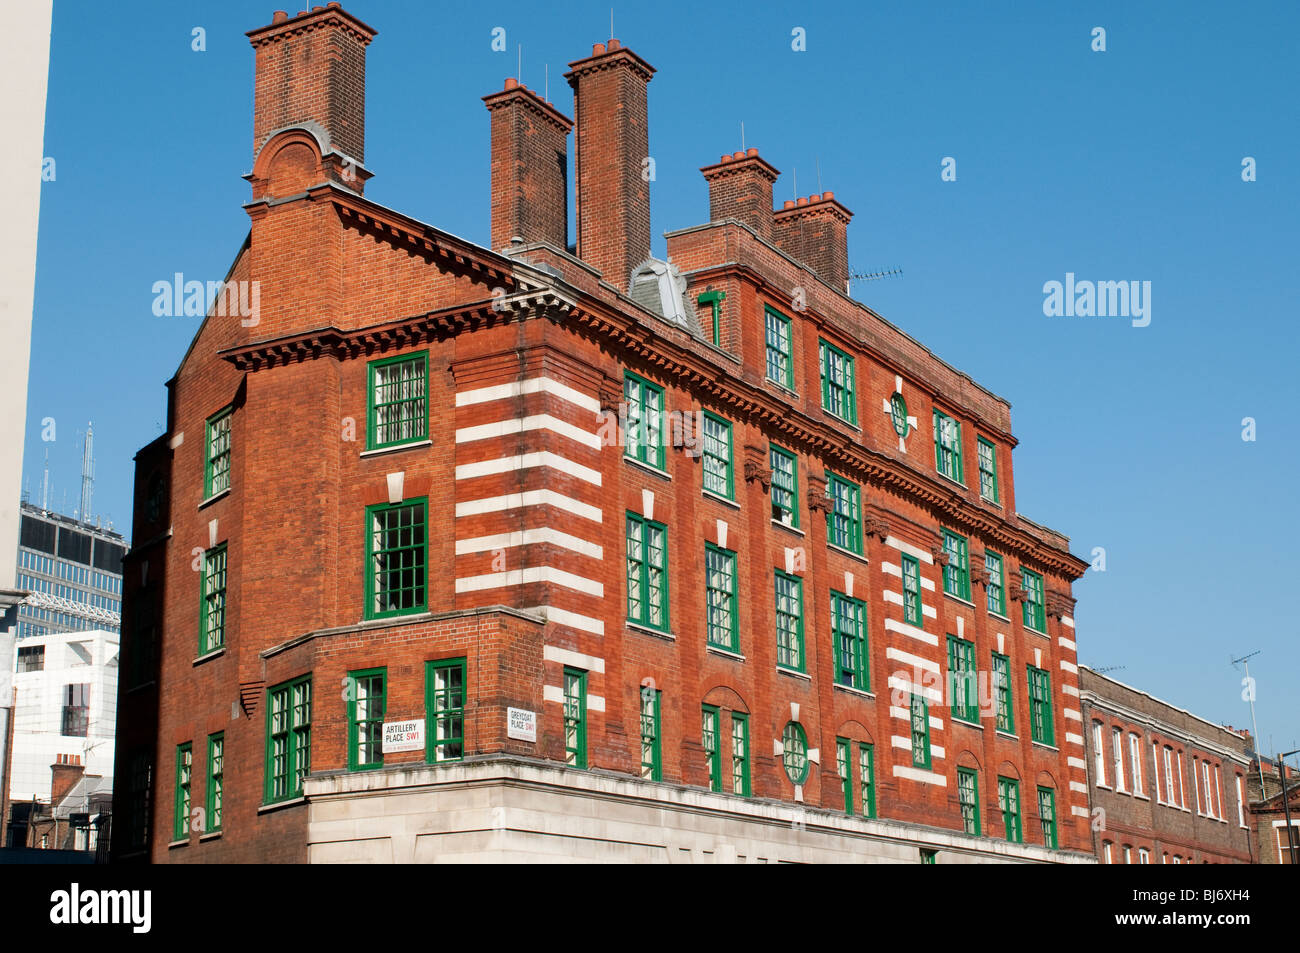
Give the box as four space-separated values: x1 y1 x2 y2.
1232 650 1265 793
79 423 94 523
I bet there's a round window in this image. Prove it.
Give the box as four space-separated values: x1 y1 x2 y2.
890 392 909 438
782 721 809 784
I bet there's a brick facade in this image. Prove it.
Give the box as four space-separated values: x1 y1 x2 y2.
1079 667 1255 864
112 4 1092 863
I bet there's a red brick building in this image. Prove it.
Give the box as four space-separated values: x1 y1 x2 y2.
1079 667 1255 864
111 4 1091 863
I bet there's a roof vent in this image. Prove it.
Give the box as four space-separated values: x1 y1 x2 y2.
629 258 698 334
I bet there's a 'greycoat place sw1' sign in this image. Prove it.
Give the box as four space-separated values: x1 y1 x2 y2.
382 719 425 753
507 707 536 742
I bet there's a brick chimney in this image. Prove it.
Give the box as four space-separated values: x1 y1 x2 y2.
483 78 573 252
701 149 779 241
773 193 853 293
247 4 377 185
50 754 84 806
565 40 655 292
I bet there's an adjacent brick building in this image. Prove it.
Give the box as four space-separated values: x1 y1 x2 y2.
1079 666 1255 864
111 4 1092 863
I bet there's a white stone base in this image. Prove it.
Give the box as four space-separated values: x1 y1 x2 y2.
303 758 1096 864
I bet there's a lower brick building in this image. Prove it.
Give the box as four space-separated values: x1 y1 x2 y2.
1079 667 1255 864
112 5 1092 863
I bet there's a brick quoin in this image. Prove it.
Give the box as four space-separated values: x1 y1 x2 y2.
111 4 1093 863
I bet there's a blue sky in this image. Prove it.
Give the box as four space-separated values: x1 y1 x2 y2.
26 1 1299 752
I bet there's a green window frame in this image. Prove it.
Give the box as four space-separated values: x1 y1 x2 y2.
426 658 465 763
774 570 805 672
347 667 386 771
204 407 232 498
910 692 931 769
958 766 980 835
782 722 809 785
819 339 857 424
942 530 970 601
921 848 937 864
563 668 587 769
365 498 427 620
933 409 964 484
826 472 862 554
206 733 224 834
902 554 923 627
366 351 428 450
947 636 978 723
701 412 734 498
831 590 869 691
199 543 227 656
837 738 853 814
702 705 721 793
977 437 999 503
1021 568 1046 632
731 713 750 796
992 652 1015 734
1027 665 1055 746
1038 786 1058 849
265 674 311 804
769 445 799 528
624 371 665 470
173 742 192 840
998 777 1022 843
640 687 662 781
626 512 669 631
860 743 876 818
764 306 794 389
705 544 739 652
698 290 726 346
986 550 1007 616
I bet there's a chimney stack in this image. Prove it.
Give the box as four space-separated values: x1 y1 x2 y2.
565 40 655 293
773 192 853 293
701 149 779 241
50 754 84 806
247 4 376 185
483 78 573 251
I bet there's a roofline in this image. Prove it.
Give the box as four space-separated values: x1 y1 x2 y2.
663 217 1014 415
1079 665 1255 748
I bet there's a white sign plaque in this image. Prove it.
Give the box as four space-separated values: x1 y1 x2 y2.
507 707 536 742
382 719 425 753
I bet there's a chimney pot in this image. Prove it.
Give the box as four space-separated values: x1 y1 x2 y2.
783 199 795 209
823 189 834 199
811 193 821 202
732 150 745 160
593 42 606 55
608 38 621 49
505 77 517 89
796 196 808 206
720 154 732 163
272 10 288 23
746 147 758 157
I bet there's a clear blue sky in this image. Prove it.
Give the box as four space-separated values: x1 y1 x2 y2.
26 1 1299 753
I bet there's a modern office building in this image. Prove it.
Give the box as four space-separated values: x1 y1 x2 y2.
6 629 119 803
113 4 1091 863
1079 666 1255 864
14 501 125 639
